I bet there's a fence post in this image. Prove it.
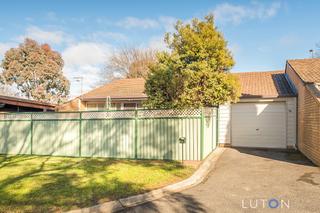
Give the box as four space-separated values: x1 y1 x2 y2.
216 107 219 149
134 109 138 159
79 112 82 157
200 107 204 160
30 114 33 155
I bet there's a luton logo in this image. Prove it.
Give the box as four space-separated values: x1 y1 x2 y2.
242 198 290 209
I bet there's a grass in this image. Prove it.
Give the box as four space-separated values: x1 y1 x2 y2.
0 155 195 213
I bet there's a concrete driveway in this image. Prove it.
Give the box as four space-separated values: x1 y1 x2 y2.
121 148 320 213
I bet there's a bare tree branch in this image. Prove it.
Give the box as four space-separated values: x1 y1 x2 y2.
102 47 158 83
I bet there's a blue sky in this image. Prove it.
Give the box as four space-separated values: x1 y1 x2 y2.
0 0 319 97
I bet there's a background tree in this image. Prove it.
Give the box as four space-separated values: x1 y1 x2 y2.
144 15 241 108
0 38 70 103
104 47 157 81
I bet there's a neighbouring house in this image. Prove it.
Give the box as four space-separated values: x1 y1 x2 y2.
58 78 147 111
285 58 320 165
0 95 56 112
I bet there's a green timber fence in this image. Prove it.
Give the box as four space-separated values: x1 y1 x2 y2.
0 108 218 160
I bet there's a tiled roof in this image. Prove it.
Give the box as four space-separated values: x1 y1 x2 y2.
81 71 296 101
234 71 296 98
287 58 320 83
81 78 147 100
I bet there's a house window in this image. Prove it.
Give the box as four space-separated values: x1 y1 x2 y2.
86 103 106 111
87 103 97 111
97 103 105 110
111 103 121 110
123 103 137 110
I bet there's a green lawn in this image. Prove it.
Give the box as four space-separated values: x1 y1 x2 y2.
0 155 195 212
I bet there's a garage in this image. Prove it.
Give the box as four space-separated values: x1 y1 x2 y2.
231 102 287 148
218 71 297 149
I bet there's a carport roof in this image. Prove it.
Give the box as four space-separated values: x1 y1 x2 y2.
0 95 56 110
234 71 296 98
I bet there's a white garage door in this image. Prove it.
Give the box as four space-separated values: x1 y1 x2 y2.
231 102 286 148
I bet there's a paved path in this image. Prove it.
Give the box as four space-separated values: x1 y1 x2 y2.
121 148 320 213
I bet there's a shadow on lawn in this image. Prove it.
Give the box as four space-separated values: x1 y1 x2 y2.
0 156 188 213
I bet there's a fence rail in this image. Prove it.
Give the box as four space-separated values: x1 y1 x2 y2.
0 108 218 160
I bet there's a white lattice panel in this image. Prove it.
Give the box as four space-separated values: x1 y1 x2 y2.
82 111 136 119
0 113 32 120
137 109 201 118
32 112 80 120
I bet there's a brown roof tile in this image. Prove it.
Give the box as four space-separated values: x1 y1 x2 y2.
81 78 147 100
234 71 295 98
287 58 320 83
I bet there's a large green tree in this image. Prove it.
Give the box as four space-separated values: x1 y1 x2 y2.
144 15 241 108
1 38 70 103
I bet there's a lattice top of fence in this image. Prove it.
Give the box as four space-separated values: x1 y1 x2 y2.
137 109 201 118
0 108 216 120
82 111 136 119
0 113 32 120
32 112 80 120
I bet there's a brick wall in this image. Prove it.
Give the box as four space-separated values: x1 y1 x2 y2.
286 63 320 165
301 89 320 165
56 97 85 111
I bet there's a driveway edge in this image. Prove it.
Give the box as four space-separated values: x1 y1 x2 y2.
67 148 226 213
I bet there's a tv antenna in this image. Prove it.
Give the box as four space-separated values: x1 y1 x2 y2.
309 49 314 58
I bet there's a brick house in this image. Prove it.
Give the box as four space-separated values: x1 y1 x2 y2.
58 78 147 111
285 58 320 165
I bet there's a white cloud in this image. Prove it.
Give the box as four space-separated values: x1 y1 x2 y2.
117 17 160 29
212 1 282 25
62 42 113 97
158 16 177 32
62 42 111 66
148 36 168 51
0 43 14 58
17 26 71 45
88 31 128 42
